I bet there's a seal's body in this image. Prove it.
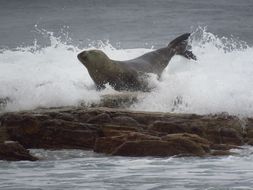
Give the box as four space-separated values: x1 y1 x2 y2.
77 33 196 91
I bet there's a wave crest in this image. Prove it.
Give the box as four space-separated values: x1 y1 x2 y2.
1 27 253 116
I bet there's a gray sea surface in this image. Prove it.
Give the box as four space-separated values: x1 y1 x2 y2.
1 148 253 190
1 0 253 49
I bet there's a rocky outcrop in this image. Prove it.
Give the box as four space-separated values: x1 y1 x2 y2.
2 114 98 149
0 141 38 161
112 135 209 157
112 139 205 157
94 132 160 154
0 106 252 160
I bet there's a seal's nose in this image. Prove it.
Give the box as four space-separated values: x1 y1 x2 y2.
77 51 87 62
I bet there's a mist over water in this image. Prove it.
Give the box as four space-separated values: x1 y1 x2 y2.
1 27 253 116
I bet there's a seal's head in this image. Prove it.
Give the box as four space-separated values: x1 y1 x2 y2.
77 50 110 70
77 50 119 89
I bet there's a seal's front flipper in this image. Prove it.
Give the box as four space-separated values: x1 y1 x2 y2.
168 33 197 60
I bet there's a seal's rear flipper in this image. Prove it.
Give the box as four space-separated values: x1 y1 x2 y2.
181 50 197 60
168 33 197 60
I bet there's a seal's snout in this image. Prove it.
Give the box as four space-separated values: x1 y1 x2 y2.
77 51 88 65
77 51 87 63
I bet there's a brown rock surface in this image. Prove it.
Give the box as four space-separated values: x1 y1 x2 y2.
0 141 38 161
94 132 160 154
149 120 186 134
112 139 206 157
0 106 252 160
161 133 210 153
94 136 126 154
87 113 112 124
2 114 98 149
112 116 139 126
210 150 235 156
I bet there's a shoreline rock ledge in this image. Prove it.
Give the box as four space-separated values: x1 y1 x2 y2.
0 106 252 161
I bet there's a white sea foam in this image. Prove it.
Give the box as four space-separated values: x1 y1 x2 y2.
133 28 253 116
0 31 100 111
0 28 253 116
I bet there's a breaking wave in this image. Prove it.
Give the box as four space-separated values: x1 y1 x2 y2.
1 27 253 116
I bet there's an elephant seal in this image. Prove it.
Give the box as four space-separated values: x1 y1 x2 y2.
77 33 196 91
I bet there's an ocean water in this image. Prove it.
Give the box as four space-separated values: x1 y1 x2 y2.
1 0 253 189
1 147 253 190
